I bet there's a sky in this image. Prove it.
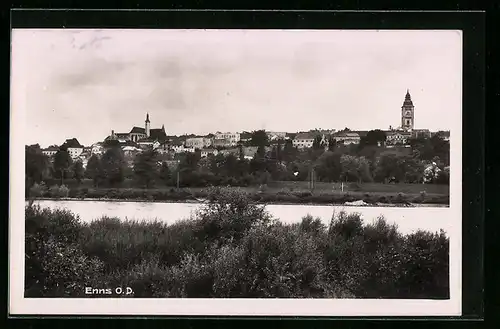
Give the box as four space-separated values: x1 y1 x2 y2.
11 29 462 148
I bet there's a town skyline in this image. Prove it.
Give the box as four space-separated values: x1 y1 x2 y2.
12 29 462 147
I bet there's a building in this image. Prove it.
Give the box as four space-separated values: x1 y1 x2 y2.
90 142 104 156
412 129 432 139
41 145 59 157
219 148 240 157
201 149 219 158
242 146 259 159
214 132 240 147
122 145 143 157
107 113 168 143
401 89 415 131
136 138 160 150
185 137 213 149
266 131 287 141
333 131 361 145
292 132 316 149
385 130 412 147
434 130 450 142
240 132 252 143
61 138 84 159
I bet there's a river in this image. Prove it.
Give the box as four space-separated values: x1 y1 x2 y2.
32 200 453 236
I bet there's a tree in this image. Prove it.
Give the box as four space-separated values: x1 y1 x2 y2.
312 135 323 150
360 130 387 147
25 145 50 187
282 139 297 162
72 161 85 184
238 144 244 161
327 136 336 152
250 130 269 147
340 155 372 183
314 151 342 182
133 149 159 188
100 147 126 187
179 152 201 173
85 155 103 187
159 162 172 185
53 148 73 185
223 154 240 178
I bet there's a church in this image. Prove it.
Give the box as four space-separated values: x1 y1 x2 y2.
107 113 168 143
385 90 431 147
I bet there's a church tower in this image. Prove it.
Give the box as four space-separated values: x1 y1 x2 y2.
145 113 151 137
401 89 415 131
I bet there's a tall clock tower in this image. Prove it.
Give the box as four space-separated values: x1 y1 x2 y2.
401 89 414 131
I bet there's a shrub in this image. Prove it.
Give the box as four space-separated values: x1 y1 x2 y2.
195 188 273 243
25 201 450 299
47 184 69 198
29 182 47 198
25 205 103 297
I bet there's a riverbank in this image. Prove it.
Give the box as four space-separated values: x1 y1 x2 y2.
28 196 449 208
28 186 449 207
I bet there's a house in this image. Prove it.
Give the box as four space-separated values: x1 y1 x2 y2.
434 130 450 142
76 151 92 168
136 138 160 150
214 132 240 147
91 142 104 156
266 131 287 141
240 132 253 143
333 131 361 145
185 136 213 149
411 129 432 139
201 149 219 158
41 145 59 157
385 130 412 147
121 145 143 157
292 132 317 149
61 138 84 159
219 148 240 157
242 146 259 160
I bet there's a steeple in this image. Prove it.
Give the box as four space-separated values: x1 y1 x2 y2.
403 89 413 106
145 113 151 137
162 124 165 132
401 89 415 131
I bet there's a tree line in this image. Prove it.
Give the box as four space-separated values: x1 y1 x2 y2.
25 130 450 190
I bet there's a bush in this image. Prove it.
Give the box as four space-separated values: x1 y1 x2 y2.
25 204 103 297
25 190 450 299
47 184 69 198
29 182 47 198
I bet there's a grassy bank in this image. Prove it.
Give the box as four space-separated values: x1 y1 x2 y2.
25 188 449 299
30 185 449 206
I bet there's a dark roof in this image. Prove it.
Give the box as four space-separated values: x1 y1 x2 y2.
130 127 146 134
103 139 121 148
354 130 369 137
61 138 82 148
150 128 168 141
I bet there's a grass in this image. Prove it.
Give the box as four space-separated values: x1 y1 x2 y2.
32 180 449 205
25 188 450 299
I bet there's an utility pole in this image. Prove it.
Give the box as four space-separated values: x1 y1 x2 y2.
309 166 315 193
177 171 180 189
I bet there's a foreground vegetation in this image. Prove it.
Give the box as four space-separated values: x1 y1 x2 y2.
26 188 449 298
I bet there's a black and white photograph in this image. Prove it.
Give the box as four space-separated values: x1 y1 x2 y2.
10 28 462 316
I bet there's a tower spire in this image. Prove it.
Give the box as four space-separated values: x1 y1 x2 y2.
145 113 151 137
